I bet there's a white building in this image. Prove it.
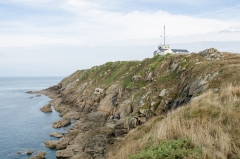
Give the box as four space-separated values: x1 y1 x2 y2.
153 45 189 56
153 26 189 56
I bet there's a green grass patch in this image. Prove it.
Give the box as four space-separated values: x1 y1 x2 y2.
148 56 166 72
160 73 177 82
123 78 146 89
128 138 203 159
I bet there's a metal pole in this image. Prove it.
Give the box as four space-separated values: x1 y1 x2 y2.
164 25 165 45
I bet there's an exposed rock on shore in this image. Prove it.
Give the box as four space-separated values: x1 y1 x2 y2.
40 104 52 113
55 128 79 150
29 152 46 159
50 132 63 138
39 48 239 158
27 150 34 155
53 117 71 128
44 140 57 148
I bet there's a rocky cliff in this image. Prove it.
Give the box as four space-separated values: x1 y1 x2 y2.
40 48 240 159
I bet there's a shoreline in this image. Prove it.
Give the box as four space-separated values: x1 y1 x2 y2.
34 73 124 159
32 49 230 159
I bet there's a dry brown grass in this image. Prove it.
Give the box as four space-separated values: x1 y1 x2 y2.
107 83 240 159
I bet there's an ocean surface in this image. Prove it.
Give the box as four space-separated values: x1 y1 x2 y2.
0 77 71 159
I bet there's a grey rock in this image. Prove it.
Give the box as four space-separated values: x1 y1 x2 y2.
50 132 63 138
146 72 154 82
53 118 71 128
159 89 167 97
213 88 220 93
40 104 52 113
29 152 46 159
27 151 34 155
169 62 180 73
44 140 57 148
94 88 104 95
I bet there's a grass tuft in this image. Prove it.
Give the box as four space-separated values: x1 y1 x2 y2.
128 138 203 159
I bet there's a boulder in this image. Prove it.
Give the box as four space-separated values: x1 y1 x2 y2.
94 88 104 95
146 72 154 82
29 152 46 159
40 104 52 113
56 138 69 150
27 151 34 155
159 89 167 97
44 140 57 148
53 118 71 128
50 132 63 138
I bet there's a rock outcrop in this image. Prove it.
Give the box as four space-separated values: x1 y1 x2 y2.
27 150 34 155
40 104 52 113
44 140 57 148
53 118 71 128
38 48 239 158
50 132 63 138
29 152 46 159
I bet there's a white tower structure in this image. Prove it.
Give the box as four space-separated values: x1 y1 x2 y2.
153 25 189 56
153 25 172 56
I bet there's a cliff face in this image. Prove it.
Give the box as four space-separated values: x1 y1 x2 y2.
41 48 240 159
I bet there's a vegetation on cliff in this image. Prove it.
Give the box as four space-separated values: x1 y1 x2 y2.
109 84 240 159
41 48 240 159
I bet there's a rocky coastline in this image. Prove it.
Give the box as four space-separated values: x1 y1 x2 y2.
32 48 239 159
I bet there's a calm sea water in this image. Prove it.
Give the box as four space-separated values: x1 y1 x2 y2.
0 77 70 159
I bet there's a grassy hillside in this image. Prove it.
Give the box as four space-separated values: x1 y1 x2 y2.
42 48 240 159
108 83 240 159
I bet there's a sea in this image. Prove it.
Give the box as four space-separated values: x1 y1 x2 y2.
0 77 72 159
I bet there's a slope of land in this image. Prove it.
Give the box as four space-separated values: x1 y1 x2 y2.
40 48 240 159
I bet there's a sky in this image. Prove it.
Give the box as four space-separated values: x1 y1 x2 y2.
0 0 240 76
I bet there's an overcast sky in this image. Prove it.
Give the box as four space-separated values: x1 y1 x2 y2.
1 0 240 76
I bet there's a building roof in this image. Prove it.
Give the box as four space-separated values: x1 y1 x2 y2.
171 49 189 53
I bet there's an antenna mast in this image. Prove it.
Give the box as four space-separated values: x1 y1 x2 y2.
164 25 165 45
